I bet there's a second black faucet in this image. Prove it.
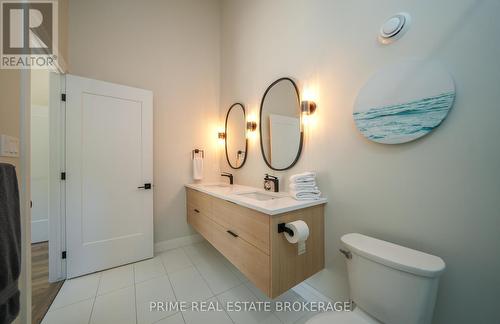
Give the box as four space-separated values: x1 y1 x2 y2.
221 172 234 185
264 174 279 192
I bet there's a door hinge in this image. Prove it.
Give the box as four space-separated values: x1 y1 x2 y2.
61 93 66 102
62 251 67 259
61 172 66 180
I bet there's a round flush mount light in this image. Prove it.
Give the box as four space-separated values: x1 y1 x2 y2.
378 12 411 45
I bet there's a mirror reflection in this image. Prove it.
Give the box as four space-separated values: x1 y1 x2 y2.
259 78 302 170
225 103 248 169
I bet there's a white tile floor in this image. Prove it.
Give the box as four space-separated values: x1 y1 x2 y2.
42 241 326 324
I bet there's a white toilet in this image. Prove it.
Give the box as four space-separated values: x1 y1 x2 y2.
307 233 445 324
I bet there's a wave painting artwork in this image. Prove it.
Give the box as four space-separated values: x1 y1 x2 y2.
353 59 455 144
354 91 455 144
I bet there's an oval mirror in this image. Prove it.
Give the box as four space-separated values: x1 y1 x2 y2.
225 103 248 169
259 78 302 171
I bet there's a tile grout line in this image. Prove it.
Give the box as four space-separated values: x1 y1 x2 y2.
158 251 187 324
177 243 282 323
47 295 94 312
193 243 284 324
195 242 248 285
172 244 288 323
184 243 292 323
133 265 138 324
190 261 238 324
241 281 285 324
87 273 102 324
94 265 135 297
181 245 223 299
213 284 242 324
151 312 181 324
182 244 236 324
191 257 246 301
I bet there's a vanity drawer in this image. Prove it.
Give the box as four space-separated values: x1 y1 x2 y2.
188 204 270 295
205 214 270 295
211 198 270 255
186 188 212 216
187 203 215 241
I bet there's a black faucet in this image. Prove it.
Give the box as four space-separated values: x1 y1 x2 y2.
221 172 234 185
264 174 279 192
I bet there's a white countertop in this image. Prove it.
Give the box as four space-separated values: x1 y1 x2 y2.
185 182 327 216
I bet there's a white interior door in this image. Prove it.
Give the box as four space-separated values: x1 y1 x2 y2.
66 75 153 278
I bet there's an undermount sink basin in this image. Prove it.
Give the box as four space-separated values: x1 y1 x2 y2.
236 191 279 201
202 183 231 188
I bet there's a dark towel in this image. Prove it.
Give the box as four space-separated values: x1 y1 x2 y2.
0 163 21 324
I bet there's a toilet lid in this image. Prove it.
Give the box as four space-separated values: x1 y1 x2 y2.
306 308 381 324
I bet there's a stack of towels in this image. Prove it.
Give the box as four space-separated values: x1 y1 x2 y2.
289 171 321 200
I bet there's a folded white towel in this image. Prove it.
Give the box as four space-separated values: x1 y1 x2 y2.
289 182 318 191
289 190 322 201
289 171 317 184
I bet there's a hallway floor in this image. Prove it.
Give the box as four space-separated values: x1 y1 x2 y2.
41 241 328 324
32 242 64 324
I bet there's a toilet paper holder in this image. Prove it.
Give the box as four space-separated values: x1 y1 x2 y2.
278 223 294 237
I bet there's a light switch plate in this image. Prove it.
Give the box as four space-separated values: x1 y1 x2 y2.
0 134 20 157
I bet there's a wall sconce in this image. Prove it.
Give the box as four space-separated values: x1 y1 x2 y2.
301 100 317 115
246 113 258 140
301 83 318 130
300 100 317 130
246 121 257 132
217 131 226 146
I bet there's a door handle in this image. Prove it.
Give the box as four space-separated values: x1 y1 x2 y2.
138 183 152 190
227 230 238 238
194 209 200 213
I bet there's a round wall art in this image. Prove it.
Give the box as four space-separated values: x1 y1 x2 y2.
353 58 455 144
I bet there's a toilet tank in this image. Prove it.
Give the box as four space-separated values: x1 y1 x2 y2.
341 233 445 324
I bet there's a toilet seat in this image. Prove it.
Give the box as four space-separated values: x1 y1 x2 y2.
306 308 381 324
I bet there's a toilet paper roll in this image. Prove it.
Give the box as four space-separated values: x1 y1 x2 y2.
284 220 309 244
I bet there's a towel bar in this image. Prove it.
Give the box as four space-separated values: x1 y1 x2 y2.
192 149 204 159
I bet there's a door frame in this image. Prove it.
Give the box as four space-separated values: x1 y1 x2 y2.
19 64 66 323
48 73 67 282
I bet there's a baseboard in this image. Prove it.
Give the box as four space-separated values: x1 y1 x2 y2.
31 219 48 243
154 234 204 253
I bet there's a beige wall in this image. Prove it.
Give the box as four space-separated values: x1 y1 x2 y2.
57 0 68 70
0 71 21 166
31 70 49 107
220 0 500 323
67 0 221 243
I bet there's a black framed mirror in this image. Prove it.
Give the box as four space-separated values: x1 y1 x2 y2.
259 77 303 171
225 103 248 169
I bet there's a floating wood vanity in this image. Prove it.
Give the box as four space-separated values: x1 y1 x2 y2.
185 184 327 298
